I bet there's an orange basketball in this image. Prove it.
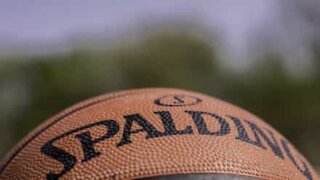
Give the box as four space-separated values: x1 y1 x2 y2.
0 88 318 179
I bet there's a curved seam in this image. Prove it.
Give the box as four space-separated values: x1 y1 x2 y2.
99 162 289 180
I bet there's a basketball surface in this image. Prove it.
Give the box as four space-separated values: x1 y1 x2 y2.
0 88 318 180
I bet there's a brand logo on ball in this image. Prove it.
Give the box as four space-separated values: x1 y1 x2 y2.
39 95 314 180
154 94 202 106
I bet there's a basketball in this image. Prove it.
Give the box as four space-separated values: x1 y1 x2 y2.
0 88 318 179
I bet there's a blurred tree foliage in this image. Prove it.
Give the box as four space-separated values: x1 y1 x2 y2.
0 30 319 168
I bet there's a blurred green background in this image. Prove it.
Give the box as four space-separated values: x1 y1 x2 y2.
0 0 319 172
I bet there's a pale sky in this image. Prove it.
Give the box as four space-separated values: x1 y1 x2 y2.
0 0 318 70
0 0 273 42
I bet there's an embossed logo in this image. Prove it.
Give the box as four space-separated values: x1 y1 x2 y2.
154 94 202 107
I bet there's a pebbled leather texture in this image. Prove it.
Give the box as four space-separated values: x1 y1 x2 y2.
0 88 318 180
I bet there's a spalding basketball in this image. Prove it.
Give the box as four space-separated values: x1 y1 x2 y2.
0 88 318 180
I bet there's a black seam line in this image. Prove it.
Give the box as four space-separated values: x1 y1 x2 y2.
0 91 147 174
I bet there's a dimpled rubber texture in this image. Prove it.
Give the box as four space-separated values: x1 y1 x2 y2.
0 88 318 180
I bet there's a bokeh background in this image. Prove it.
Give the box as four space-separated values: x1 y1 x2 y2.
0 0 319 172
